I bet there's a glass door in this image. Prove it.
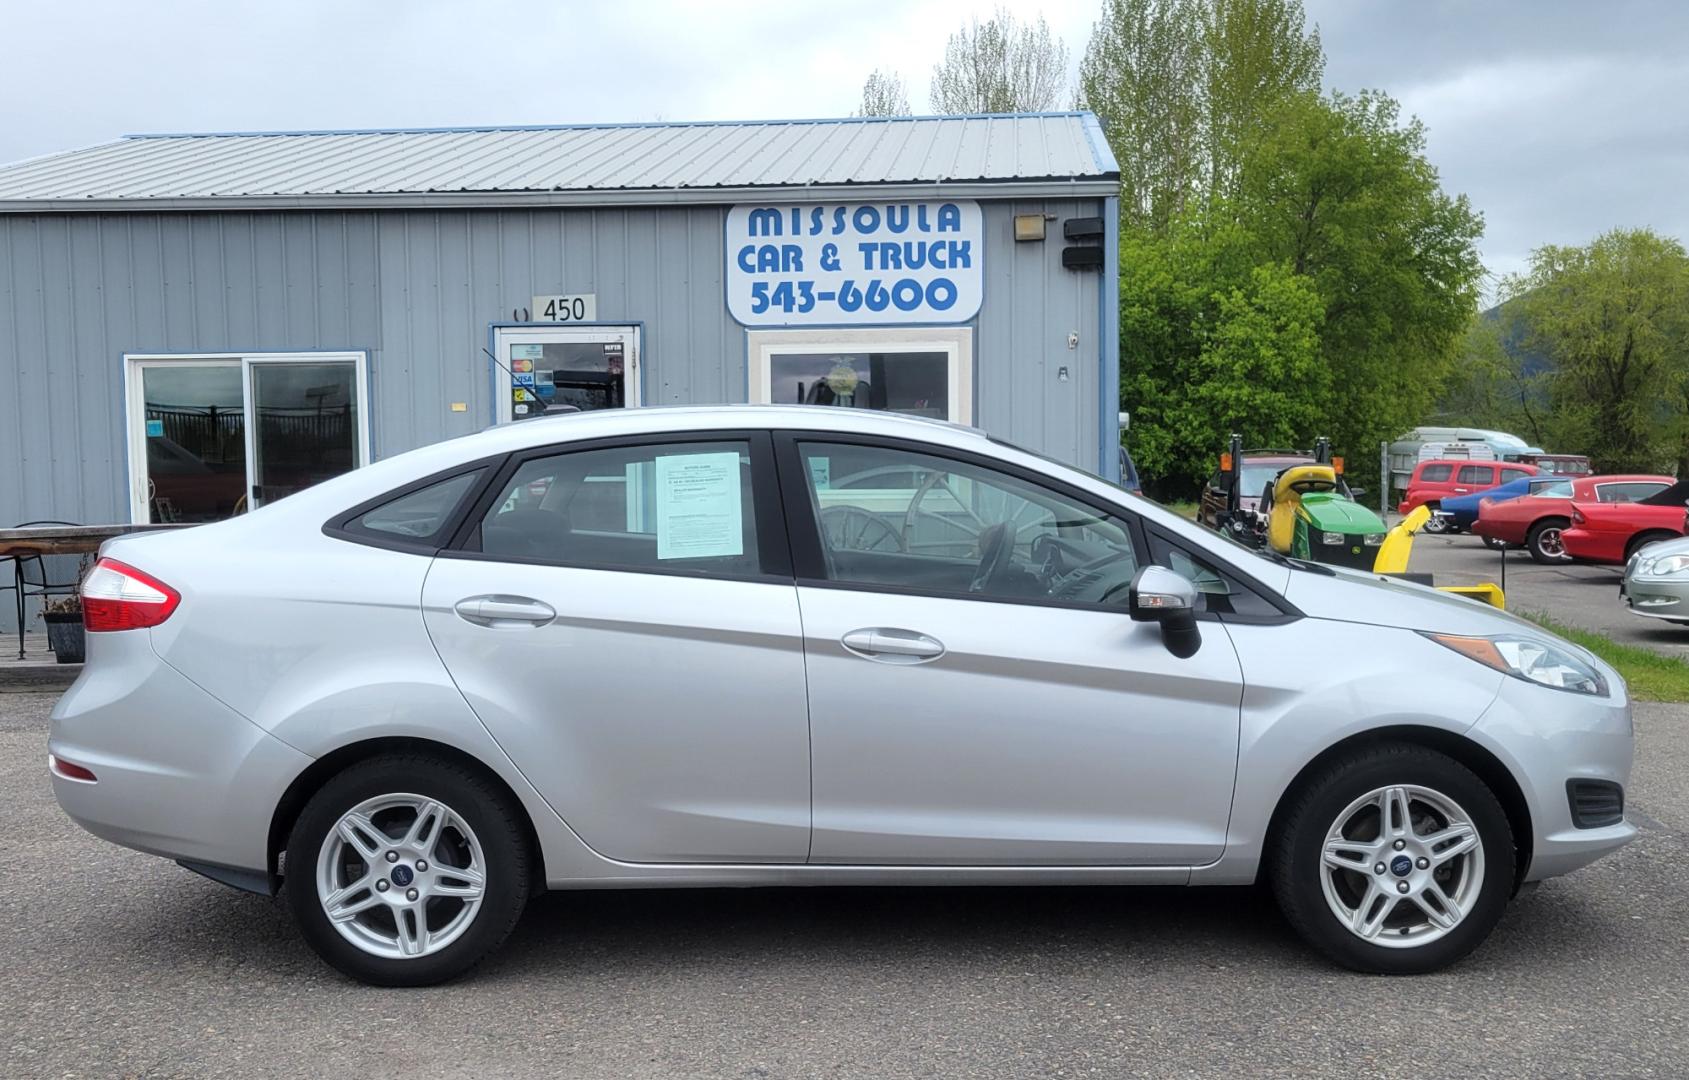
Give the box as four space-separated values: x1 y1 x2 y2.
126 352 370 522
130 360 249 523
243 357 365 510
493 325 641 424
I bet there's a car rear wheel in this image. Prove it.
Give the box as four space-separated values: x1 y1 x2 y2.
1270 743 1514 974
1526 518 1571 563
1625 531 1679 564
1420 505 1447 534
284 754 530 986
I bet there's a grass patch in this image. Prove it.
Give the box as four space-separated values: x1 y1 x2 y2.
1160 500 1199 521
1519 610 1689 703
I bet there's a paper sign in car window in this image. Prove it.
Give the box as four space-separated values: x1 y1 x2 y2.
655 452 744 560
808 456 830 491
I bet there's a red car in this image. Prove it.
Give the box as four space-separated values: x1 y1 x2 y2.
1473 474 1675 563
1398 459 1536 528
1560 479 1689 565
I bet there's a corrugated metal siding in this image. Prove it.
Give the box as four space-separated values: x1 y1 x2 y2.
0 115 1114 203
0 198 1105 631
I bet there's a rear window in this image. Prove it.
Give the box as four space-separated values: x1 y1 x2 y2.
337 469 486 548
1597 482 1670 503
1418 464 1453 483
1499 468 1532 484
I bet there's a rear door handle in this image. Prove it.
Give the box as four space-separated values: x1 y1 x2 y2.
841 627 945 664
454 595 556 627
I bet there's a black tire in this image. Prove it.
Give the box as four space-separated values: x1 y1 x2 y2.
1526 517 1571 564
1269 742 1515 975
284 754 531 987
1481 535 1507 551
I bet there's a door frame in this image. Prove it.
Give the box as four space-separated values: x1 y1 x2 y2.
489 323 643 425
122 350 371 523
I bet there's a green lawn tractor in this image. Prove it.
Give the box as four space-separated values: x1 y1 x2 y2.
1213 434 1388 571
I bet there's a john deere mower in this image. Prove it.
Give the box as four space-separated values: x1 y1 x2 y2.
1210 434 1505 607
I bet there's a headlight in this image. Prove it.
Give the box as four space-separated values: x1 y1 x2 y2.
1426 633 1608 696
1321 531 1345 545
1640 553 1689 577
1363 532 1384 546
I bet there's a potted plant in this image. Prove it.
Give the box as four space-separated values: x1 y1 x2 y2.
39 593 85 664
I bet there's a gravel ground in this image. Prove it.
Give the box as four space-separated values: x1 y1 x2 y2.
2 691 1686 1080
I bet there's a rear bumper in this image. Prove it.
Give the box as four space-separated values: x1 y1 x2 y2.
48 629 311 874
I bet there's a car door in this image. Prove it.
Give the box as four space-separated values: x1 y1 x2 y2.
422 431 812 864
778 433 1245 867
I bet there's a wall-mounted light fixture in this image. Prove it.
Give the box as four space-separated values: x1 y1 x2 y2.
1013 214 1047 242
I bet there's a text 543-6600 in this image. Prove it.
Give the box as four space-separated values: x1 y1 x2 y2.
748 278 960 316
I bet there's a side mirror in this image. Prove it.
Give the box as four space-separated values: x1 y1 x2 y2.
1348 486 1368 501
1128 565 1202 658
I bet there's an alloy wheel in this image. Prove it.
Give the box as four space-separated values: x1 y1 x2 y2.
1536 527 1565 559
1318 784 1485 948
315 793 488 960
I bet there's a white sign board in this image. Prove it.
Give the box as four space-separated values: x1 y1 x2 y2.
530 294 597 322
655 452 744 560
726 201 983 326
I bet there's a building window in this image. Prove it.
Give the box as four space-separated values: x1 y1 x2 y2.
747 328 972 425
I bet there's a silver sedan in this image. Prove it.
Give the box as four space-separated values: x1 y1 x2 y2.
1622 534 1689 623
50 407 1635 985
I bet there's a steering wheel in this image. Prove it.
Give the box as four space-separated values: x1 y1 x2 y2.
968 522 1015 593
819 505 906 552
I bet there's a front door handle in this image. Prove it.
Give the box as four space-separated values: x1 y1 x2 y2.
454 595 556 628
841 627 945 664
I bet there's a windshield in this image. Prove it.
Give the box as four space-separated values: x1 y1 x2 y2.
1238 462 1297 497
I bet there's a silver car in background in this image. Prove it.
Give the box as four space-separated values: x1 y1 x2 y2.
50 407 1635 985
1622 533 1689 623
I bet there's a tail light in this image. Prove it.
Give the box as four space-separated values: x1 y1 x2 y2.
81 558 181 632
1571 507 1585 525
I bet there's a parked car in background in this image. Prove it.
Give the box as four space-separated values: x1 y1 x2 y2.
1399 460 1538 532
1620 533 1689 624
1434 475 1545 537
1473 474 1674 563
48 406 1634 984
1518 453 1592 477
1197 451 1356 527
1561 480 1689 565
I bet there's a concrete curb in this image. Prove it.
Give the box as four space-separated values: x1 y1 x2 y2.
0 662 78 693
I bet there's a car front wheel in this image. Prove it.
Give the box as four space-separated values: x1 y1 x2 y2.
1270 743 1514 974
284 754 530 986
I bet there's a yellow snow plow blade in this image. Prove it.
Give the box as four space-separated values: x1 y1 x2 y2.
1373 504 1506 608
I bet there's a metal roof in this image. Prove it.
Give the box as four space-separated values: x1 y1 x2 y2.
0 113 1119 213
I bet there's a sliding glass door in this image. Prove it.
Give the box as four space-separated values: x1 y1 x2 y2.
125 352 370 523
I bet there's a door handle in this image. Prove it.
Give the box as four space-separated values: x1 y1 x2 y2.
454 595 556 628
841 627 945 664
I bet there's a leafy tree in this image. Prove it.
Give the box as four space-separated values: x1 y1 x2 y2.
1502 229 1689 472
1080 0 1321 232
855 69 911 117
1437 315 1553 449
930 8 1070 114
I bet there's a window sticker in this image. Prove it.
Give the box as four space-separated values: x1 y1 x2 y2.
655 452 744 560
808 456 830 491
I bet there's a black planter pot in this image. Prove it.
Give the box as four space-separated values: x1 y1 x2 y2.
41 611 86 664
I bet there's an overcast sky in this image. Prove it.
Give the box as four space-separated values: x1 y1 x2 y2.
3 0 1683 293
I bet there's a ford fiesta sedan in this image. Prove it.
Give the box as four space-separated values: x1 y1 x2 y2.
50 407 1634 985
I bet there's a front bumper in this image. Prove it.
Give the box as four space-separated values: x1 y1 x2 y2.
48 629 312 875
1470 667 1637 881
1620 570 1689 622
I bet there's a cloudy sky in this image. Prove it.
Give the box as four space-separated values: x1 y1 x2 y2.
3 0 1683 291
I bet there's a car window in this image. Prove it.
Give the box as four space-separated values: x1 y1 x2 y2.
1597 482 1670 503
1456 465 1490 485
1531 478 1574 498
797 440 1140 607
1419 464 1452 483
474 439 762 576
342 469 485 546
1499 468 1531 484
1146 531 1282 618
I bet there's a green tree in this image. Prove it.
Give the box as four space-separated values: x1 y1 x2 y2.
1233 90 1485 475
855 69 911 117
930 8 1070 114
1079 0 1322 232
1503 229 1689 472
